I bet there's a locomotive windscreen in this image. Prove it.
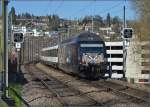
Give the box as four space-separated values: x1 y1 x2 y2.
80 44 104 53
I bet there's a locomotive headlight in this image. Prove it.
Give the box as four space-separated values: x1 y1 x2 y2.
107 66 109 70
82 54 87 65
81 58 86 64
88 55 92 59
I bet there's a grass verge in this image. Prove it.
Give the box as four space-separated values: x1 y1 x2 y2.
0 102 9 107
9 83 22 107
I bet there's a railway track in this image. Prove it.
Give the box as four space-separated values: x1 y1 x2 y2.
90 80 150 104
36 63 150 104
24 64 104 107
61 77 150 106
22 66 62 107
49 64 150 104
35 63 150 107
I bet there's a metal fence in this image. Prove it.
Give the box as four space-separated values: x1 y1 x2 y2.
21 36 58 64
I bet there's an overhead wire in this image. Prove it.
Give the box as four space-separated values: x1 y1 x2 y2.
45 1 124 19
98 1 123 16
69 1 95 19
68 1 124 20
53 0 64 14
43 0 53 15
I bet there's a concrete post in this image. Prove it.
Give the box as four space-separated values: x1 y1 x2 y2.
2 0 9 98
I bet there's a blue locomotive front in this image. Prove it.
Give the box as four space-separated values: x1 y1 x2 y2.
79 43 107 79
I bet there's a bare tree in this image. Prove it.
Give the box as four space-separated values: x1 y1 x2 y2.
131 0 150 40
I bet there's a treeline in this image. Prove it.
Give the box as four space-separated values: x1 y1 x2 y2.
48 15 60 31
79 14 121 27
79 14 122 33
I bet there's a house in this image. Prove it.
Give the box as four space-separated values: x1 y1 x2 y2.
32 28 43 37
99 27 115 37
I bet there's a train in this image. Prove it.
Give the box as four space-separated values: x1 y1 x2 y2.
40 31 110 79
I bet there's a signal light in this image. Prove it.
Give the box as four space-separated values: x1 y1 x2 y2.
123 28 133 39
13 32 24 43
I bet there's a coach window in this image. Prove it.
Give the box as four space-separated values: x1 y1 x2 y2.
51 50 52 56
44 51 47 56
54 49 56 56
44 51 46 56
52 50 54 56
43 51 45 56
50 50 51 56
49 50 51 56
52 50 55 57
44 51 45 56
47 50 49 56
43 51 44 56
54 50 55 56
51 50 53 56
45 51 47 56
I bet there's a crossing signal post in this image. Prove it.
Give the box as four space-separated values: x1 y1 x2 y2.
122 27 133 79
122 4 133 79
13 32 24 73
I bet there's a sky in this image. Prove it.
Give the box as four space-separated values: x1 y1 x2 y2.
0 0 137 20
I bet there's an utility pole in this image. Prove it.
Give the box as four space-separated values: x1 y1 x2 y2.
123 3 127 79
123 5 126 28
67 26 70 39
16 48 20 73
2 0 9 98
10 12 13 52
92 16 94 32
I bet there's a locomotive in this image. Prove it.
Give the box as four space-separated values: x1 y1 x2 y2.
40 31 109 79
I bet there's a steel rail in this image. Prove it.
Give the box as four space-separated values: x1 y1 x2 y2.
92 81 150 103
27 64 150 106
27 64 104 106
48 75 104 106
40 79 68 107
26 65 68 106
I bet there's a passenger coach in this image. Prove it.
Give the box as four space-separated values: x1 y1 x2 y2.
40 45 58 67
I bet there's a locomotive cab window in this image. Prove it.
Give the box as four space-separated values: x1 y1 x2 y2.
80 44 104 53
